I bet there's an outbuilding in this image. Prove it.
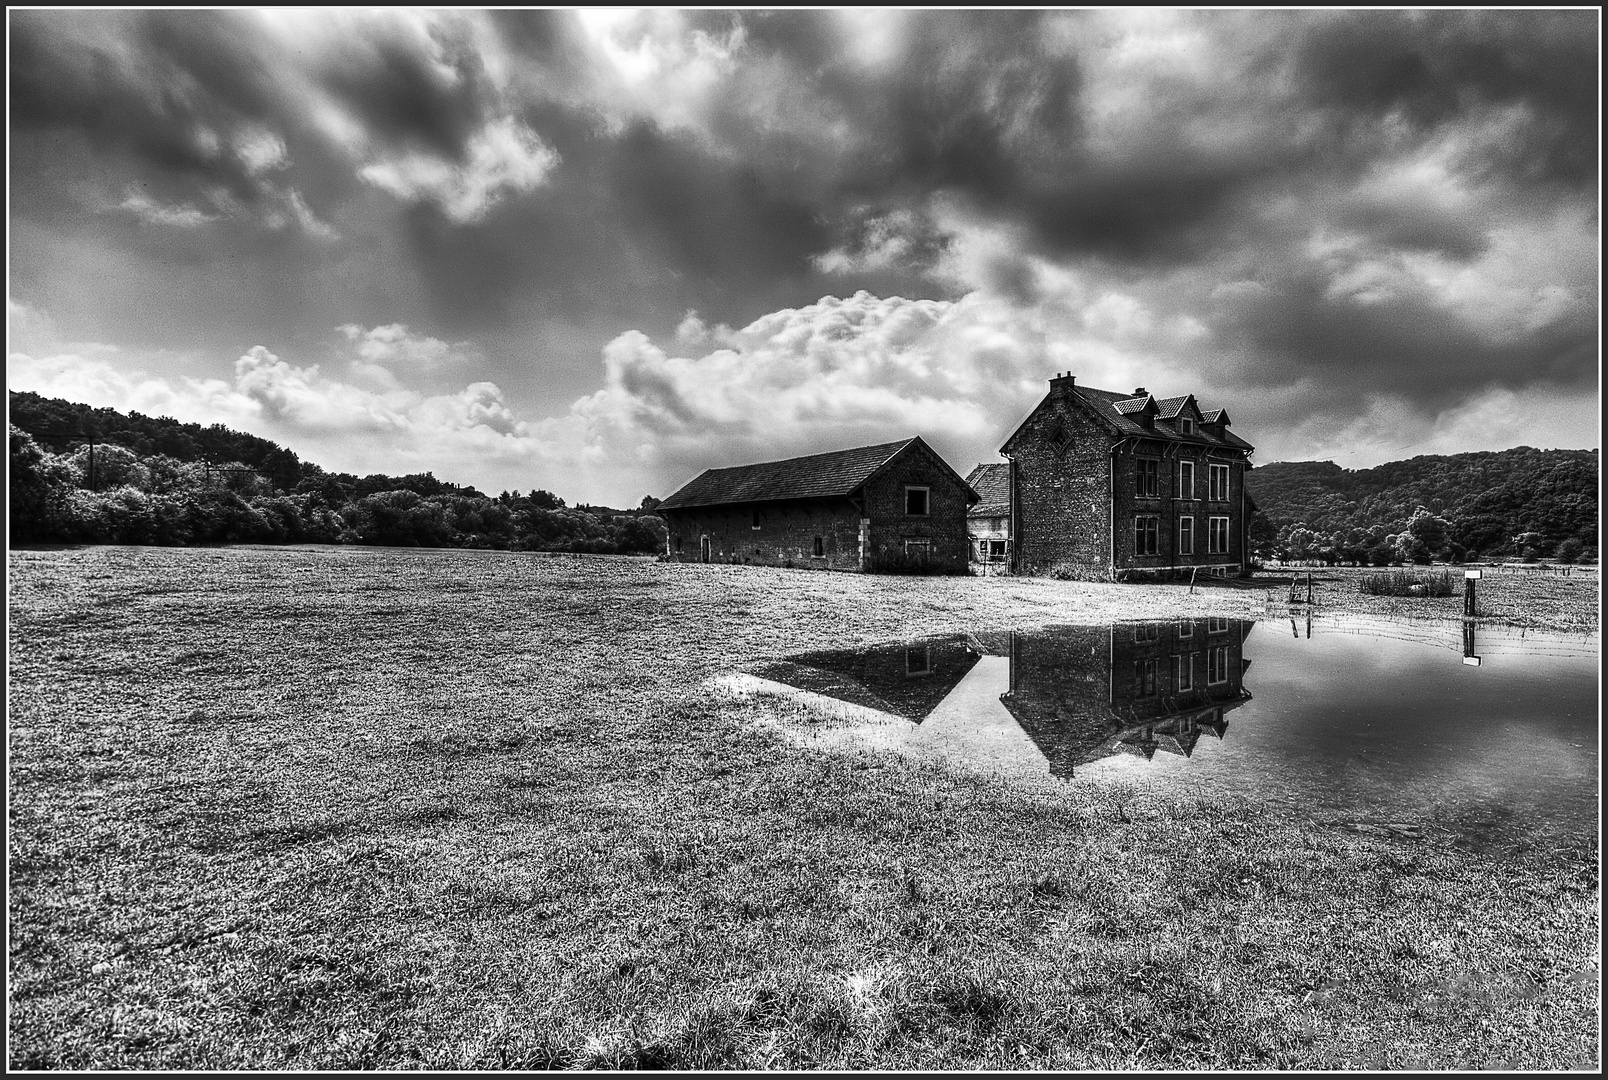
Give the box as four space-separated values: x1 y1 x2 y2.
658 437 978 572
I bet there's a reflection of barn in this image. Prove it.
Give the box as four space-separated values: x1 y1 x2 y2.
752 635 980 721
1001 618 1254 778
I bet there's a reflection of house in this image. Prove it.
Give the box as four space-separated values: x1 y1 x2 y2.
999 373 1256 577
965 463 1011 570
1001 618 1254 778
657 437 978 572
758 618 1255 780
753 635 980 721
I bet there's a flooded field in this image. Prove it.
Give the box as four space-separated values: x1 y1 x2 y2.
746 614 1600 854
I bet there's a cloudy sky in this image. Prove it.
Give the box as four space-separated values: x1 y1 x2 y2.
8 9 1599 505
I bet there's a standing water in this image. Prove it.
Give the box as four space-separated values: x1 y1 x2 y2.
747 614 1599 853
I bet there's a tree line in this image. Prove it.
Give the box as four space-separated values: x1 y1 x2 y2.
8 391 666 554
1245 448 1598 566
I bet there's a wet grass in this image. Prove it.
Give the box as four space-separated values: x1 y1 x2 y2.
6 545 1600 1069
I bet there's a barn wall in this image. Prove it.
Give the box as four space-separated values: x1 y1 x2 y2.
662 499 863 570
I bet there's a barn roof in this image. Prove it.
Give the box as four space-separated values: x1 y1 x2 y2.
965 463 1011 518
659 436 977 510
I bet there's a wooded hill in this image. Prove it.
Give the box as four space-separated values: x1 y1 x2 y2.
1245 447 1598 562
8 390 664 552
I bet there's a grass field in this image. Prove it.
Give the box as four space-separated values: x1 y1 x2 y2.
7 546 1600 1069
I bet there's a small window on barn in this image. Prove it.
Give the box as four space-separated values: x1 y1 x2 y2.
751 510 761 530
813 536 824 557
1047 418 1069 453
905 486 929 516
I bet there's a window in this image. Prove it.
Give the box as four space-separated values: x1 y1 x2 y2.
1173 653 1195 692
988 539 1007 561
1209 463 1229 502
813 536 824 557
1178 516 1194 555
1178 620 1193 639
1178 460 1194 501
905 486 929 516
675 536 684 553
1180 417 1195 435
1208 646 1229 685
1134 515 1159 556
1134 658 1157 696
1207 616 1230 635
904 538 931 562
1047 418 1069 453
751 510 761 530
906 646 931 676
1132 623 1160 643
1136 458 1159 498
1208 516 1230 554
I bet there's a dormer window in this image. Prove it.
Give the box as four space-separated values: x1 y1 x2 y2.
1180 417 1195 435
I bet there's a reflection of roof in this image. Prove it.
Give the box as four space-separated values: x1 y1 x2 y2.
754 635 981 722
660 437 980 510
965 463 1011 518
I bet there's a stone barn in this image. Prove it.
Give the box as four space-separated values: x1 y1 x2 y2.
1000 373 1256 578
658 437 978 572
965 462 1011 570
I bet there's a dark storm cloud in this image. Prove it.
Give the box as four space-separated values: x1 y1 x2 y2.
708 9 1595 271
1290 10 1598 188
9 11 286 208
1212 272 1597 410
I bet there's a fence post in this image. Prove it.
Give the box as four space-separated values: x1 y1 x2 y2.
1306 571 1313 605
1463 568 1481 618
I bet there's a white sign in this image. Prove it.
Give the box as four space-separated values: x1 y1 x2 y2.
1464 569 1482 579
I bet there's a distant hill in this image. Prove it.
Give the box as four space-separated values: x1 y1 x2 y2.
7 390 665 552
1246 447 1598 558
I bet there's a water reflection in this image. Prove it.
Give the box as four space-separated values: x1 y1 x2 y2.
756 617 1256 778
750 614 1599 850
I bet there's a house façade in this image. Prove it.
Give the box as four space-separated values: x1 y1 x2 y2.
999 373 1256 577
657 437 978 572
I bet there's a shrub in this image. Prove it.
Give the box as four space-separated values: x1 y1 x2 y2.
1359 570 1456 597
1553 537 1585 564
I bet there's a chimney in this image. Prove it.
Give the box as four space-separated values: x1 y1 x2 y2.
1132 387 1147 397
1049 371 1077 396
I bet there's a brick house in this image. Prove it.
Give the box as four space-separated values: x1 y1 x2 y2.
657 437 978 572
999 373 1256 577
964 463 1011 569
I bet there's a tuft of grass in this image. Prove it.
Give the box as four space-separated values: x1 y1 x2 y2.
1358 570 1457 596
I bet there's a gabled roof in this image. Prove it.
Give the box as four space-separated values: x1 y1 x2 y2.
1000 379 1256 456
1155 395 1195 420
1066 385 1254 452
659 436 978 510
965 463 1011 518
